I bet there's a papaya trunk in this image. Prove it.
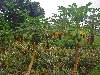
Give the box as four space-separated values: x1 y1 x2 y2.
25 43 36 75
72 44 79 75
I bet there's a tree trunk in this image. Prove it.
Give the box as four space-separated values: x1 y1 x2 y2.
72 44 79 75
25 43 36 75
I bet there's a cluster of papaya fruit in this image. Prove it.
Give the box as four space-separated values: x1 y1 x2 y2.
49 31 63 40
87 33 94 45
67 30 94 46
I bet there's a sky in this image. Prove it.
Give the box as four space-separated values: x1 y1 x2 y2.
31 0 100 18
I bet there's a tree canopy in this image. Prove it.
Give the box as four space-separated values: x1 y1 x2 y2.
0 0 45 30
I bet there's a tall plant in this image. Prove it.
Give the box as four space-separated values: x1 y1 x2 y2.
51 2 100 75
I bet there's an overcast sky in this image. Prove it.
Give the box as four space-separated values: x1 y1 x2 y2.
31 0 100 18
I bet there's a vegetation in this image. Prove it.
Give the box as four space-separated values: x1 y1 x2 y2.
0 0 45 30
0 1 100 75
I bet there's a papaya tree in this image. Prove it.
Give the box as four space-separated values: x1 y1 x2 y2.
50 2 100 75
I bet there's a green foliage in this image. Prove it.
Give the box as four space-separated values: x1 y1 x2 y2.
0 42 32 75
28 1 45 17
32 29 41 45
88 64 100 75
1 41 100 75
63 40 75 49
0 17 13 44
0 1 100 75
0 0 45 31
78 50 100 74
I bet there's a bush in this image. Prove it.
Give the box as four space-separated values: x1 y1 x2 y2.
88 64 100 75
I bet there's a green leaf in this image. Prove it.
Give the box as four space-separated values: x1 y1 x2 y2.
72 3 77 8
86 2 92 7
